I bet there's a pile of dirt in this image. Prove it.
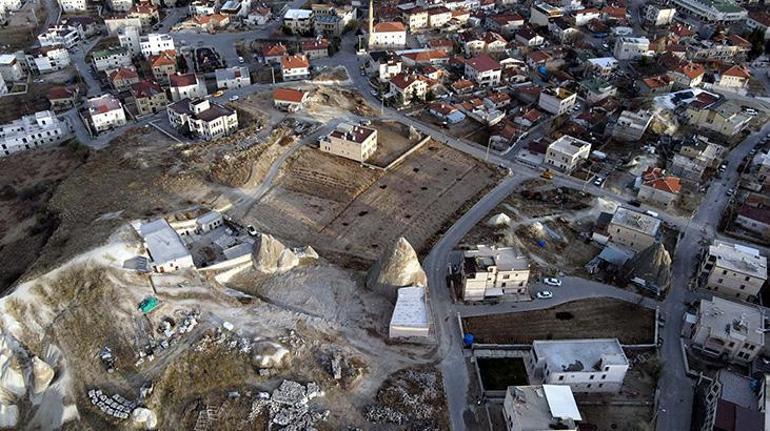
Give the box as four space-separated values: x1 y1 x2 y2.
312 66 349 82
366 237 427 303
207 129 289 188
308 87 376 119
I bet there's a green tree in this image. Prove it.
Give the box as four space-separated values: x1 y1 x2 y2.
410 89 419 104
747 29 766 59
426 90 435 101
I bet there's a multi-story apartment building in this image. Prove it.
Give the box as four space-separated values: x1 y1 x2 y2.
607 207 661 253
530 339 630 393
26 46 71 74
107 0 133 12
503 385 582 431
0 54 25 82
464 54 501 87
461 245 530 301
538 87 577 115
685 100 751 137
280 54 310 81
428 6 452 27
402 7 428 30
319 122 377 162
0 111 71 157
670 0 746 22
282 8 313 33
58 0 88 12
529 2 563 26
149 51 177 84
389 72 428 105
215 66 250 89
699 240 767 300
85 94 127 133
644 2 677 26
690 296 765 363
38 25 83 49
118 25 141 56
140 33 175 58
701 370 764 431
612 109 653 141
167 98 238 140
613 37 651 60
91 46 132 72
169 73 207 101
544 135 591 172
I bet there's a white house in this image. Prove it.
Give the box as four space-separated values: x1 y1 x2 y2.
388 286 431 339
369 22 407 49
530 339 630 393
118 25 141 56
699 240 767 300
26 46 71 74
462 245 530 301
690 296 765 364
0 54 25 81
319 122 378 162
0 111 71 157
107 0 133 12
644 2 676 26
38 25 83 49
503 385 582 431
280 54 310 81
138 218 195 273
613 37 651 60
169 73 208 101
167 98 239 140
58 0 88 12
544 135 591 172
215 66 251 89
389 72 428 105
91 46 132 72
282 8 314 33
139 33 175 58
86 94 127 133
464 54 501 87
538 87 577 115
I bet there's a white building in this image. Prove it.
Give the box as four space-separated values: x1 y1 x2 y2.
689 296 765 364
699 240 767 300
167 98 239 140
503 385 582 431
670 0 746 22
607 207 661 253
215 66 250 89
138 218 195 273
319 122 378 162
529 2 563 27
369 22 407 49
38 25 83 49
544 135 591 172
280 54 310 81
613 37 651 60
538 87 577 115
169 73 207 101
91 46 132 72
464 54 501 87
282 8 314 33
530 339 629 393
612 109 653 142
85 94 127 133
0 54 25 81
462 245 530 301
118 25 141 57
0 111 71 157
139 33 175 58
389 286 431 338
586 57 618 78
0 74 6 96
644 3 677 26
58 0 88 12
107 0 133 11
27 46 71 74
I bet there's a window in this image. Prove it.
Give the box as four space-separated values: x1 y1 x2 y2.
587 384 592 388
601 374 607 380
558 376 564 381
589 375 594 380
723 270 728 275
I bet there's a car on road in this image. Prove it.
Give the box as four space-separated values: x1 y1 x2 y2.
229 95 239 102
360 119 372 126
627 199 642 207
726 188 735 196
238 56 244 64
543 277 562 287
536 290 553 299
369 89 379 97
212 90 224 97
246 225 258 236
593 176 605 187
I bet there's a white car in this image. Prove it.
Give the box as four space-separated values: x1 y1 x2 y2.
543 277 562 287
238 56 245 64
536 290 553 299
229 95 239 102
246 225 258 236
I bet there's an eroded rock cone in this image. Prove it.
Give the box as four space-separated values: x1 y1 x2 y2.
366 237 427 303
253 234 298 273
30 357 54 395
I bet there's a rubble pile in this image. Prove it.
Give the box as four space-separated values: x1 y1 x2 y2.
249 380 328 430
316 348 365 389
193 324 292 372
366 237 427 303
87 389 136 420
136 310 200 368
364 368 445 428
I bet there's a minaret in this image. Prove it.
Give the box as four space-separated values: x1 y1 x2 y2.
368 0 374 48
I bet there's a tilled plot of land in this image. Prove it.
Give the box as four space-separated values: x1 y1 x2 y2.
462 298 656 345
246 141 500 263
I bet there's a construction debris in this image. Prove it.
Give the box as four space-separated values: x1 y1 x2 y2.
131 407 158 430
249 380 328 430
87 388 136 420
364 367 447 429
316 348 365 389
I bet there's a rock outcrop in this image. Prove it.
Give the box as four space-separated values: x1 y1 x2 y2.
30 357 54 395
366 237 427 303
486 213 511 227
131 407 158 430
253 234 298 273
251 341 290 369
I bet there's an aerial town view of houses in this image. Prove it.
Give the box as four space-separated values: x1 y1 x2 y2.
2 0 770 427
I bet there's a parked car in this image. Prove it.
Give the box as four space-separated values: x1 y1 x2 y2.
543 277 562 287
246 225 258 236
593 176 605 187
229 95 239 102
238 56 245 64
536 290 553 299
726 188 735 197
212 90 224 97
627 199 642 207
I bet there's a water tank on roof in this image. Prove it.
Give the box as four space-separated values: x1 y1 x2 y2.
537 65 548 78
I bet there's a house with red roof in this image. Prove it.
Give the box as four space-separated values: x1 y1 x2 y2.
148 51 177 84
85 94 126 133
47 86 79 111
717 65 750 89
637 166 681 208
273 88 309 112
369 22 406 49
389 72 428 105
669 62 705 88
169 73 208 101
109 66 140 91
301 38 330 59
280 54 310 81
131 80 168 116
464 54 501 87
262 43 288 63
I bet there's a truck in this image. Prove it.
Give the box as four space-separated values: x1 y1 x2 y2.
541 169 554 180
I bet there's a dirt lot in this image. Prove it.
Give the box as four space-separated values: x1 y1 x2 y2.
462 298 656 345
245 140 502 264
580 405 652 431
0 0 47 50
366 120 419 168
0 144 87 292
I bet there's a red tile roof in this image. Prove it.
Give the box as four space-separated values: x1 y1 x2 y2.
374 21 405 32
273 88 306 103
723 65 750 79
675 62 705 80
281 54 309 69
131 80 163 98
263 43 287 57
170 73 198 87
390 72 424 90
465 53 500 73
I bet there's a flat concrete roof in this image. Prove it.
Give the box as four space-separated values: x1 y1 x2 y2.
533 338 628 372
611 207 661 236
464 245 529 271
697 296 765 346
506 385 581 430
139 218 191 265
390 286 429 329
709 240 767 279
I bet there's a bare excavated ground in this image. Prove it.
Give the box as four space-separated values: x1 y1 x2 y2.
244 140 503 266
0 144 87 292
0 0 47 51
366 120 419 168
462 298 656 345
